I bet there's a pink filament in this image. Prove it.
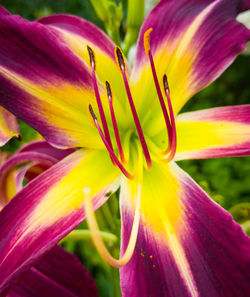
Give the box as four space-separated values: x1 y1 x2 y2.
148 50 172 153
91 66 113 152
106 82 125 164
89 105 133 179
120 68 152 169
163 75 177 162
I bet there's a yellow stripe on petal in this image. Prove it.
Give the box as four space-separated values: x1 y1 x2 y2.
4 169 18 203
32 149 120 227
163 226 199 297
175 118 250 160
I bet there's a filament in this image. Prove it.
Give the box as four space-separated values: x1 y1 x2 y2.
87 46 113 151
163 74 177 162
144 28 172 153
84 185 141 268
106 81 125 164
115 47 152 170
89 105 133 179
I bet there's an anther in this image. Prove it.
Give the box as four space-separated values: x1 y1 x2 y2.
106 81 125 164
115 47 126 71
163 73 170 93
114 47 152 170
163 74 177 162
144 28 153 56
89 104 133 179
87 45 95 70
143 29 172 153
106 81 112 99
89 104 97 120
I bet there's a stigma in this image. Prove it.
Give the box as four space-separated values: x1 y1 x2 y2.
86 31 177 178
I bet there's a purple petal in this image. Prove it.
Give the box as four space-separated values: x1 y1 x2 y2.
18 141 76 161
7 245 98 297
120 162 250 297
38 14 115 61
0 8 103 149
172 105 250 160
0 149 119 295
131 0 250 115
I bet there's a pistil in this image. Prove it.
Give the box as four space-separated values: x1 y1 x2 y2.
89 104 133 179
106 81 125 164
84 181 141 267
115 47 152 170
144 28 172 153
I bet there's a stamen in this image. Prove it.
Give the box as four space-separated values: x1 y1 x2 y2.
106 81 125 164
89 105 133 179
87 46 113 152
143 28 172 153
163 74 177 162
115 47 152 170
84 184 141 268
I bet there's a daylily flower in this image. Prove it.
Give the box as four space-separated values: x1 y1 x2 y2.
0 142 97 297
0 1 249 296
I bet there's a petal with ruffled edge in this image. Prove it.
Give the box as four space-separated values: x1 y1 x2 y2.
131 0 250 124
151 105 250 160
7 245 98 297
0 149 120 295
120 161 250 297
0 9 106 149
0 107 19 146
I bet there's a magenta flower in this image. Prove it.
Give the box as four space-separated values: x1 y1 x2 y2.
0 1 249 296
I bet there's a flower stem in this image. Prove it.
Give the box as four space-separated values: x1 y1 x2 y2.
123 0 145 55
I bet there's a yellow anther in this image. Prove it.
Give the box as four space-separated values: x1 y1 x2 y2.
143 28 153 55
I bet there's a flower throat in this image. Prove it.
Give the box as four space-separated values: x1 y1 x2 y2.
88 28 177 179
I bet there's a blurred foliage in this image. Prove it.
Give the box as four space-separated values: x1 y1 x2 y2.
1 1 250 296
